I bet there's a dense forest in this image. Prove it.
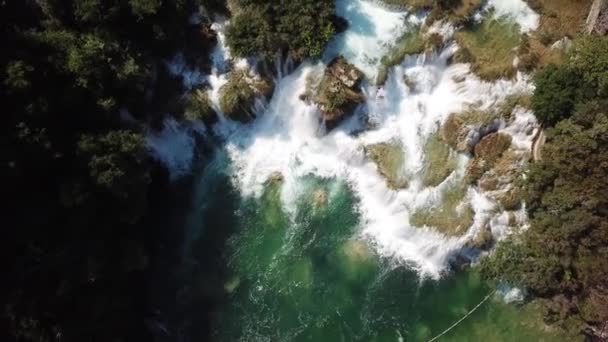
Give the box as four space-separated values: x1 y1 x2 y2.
1 0 223 340
0 0 343 341
481 36 608 336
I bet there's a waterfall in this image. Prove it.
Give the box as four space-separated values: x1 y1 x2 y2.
147 118 198 180
152 0 541 278
211 1 539 278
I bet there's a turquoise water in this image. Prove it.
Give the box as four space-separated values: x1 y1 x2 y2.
188 162 576 341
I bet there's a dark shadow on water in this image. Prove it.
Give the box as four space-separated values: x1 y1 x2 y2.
141 147 240 342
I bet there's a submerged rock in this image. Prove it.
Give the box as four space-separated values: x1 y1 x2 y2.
313 189 328 207
342 240 372 263
288 258 314 287
441 113 473 153
339 240 375 281
312 57 365 130
224 276 241 293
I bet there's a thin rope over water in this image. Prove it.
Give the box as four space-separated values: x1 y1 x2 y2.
427 291 496 342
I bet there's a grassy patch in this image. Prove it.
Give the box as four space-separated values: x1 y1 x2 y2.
410 181 475 236
366 141 409 190
455 18 522 80
421 133 458 187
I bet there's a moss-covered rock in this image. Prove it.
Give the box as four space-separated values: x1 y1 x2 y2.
365 141 409 190
313 57 364 130
410 181 475 237
441 113 472 152
454 18 522 81
474 132 512 164
421 133 457 187
219 70 274 123
466 225 494 250
478 149 527 191
377 28 425 85
496 188 523 211
184 88 217 125
466 133 512 184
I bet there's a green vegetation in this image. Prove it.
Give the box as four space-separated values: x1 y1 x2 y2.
481 35 608 336
455 18 522 80
226 0 340 60
1 0 220 340
531 65 585 125
532 37 608 126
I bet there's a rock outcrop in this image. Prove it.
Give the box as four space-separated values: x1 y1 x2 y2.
466 133 512 185
311 57 365 130
441 113 473 153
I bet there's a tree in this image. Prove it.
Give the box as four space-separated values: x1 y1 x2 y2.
129 0 161 19
226 0 340 60
481 104 608 330
531 64 582 126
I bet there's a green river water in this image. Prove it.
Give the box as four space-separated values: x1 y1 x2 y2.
188 155 578 342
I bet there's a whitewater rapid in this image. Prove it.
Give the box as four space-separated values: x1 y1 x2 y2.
149 0 540 278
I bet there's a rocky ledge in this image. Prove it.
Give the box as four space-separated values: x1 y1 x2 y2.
305 57 365 131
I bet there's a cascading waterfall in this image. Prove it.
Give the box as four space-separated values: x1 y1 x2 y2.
144 1 584 340
147 0 542 277
210 0 539 278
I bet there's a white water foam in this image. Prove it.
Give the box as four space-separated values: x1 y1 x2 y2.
486 0 539 33
147 118 197 180
208 1 539 277
215 46 537 278
210 1 541 278
324 0 422 79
